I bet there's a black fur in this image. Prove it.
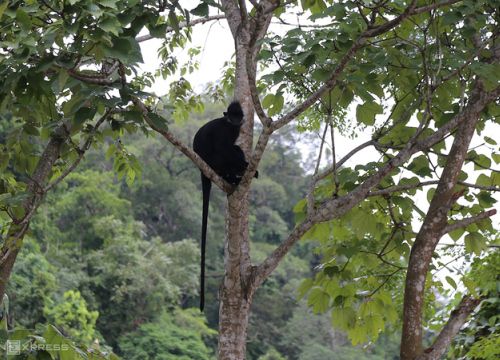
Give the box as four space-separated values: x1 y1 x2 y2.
193 101 257 311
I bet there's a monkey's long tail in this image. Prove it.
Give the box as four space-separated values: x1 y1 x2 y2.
200 175 211 311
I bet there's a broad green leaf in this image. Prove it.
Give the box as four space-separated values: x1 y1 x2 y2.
98 0 118 9
168 11 179 32
408 155 432 178
308 288 330 313
191 3 209 17
464 232 487 255
16 9 31 31
472 154 491 170
365 314 384 339
484 136 497 145
449 227 465 241
356 101 383 126
297 278 314 299
98 16 122 36
347 326 368 346
147 113 169 132
104 37 143 64
331 306 356 329
74 107 97 123
476 173 491 187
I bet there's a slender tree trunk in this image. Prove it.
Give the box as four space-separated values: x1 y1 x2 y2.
0 126 67 301
400 83 490 359
217 33 256 360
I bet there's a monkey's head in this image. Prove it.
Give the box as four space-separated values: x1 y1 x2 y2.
224 101 244 126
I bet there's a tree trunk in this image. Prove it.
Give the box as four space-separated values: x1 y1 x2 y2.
218 192 254 359
217 2 263 357
217 46 256 360
0 126 67 301
400 83 491 359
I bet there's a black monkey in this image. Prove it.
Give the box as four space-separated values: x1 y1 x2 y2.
193 101 257 311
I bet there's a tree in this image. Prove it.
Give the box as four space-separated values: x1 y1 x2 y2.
118 309 216 360
44 290 99 345
1 1 499 360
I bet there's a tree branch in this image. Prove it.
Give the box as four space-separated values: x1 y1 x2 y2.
368 180 500 197
443 209 497 235
412 0 463 16
135 15 227 43
417 295 481 360
316 140 377 181
130 96 233 193
44 110 111 192
400 79 489 359
1 124 71 300
270 0 466 131
271 0 420 130
253 80 499 296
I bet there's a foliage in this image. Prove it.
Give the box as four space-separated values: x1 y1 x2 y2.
29 166 201 348
7 238 57 328
118 309 216 360
0 324 117 359
0 0 197 232
257 347 286 360
451 251 500 359
44 290 99 345
276 0 500 347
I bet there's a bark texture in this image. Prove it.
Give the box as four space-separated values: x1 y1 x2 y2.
0 125 68 299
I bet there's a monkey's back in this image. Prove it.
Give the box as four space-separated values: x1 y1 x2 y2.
193 117 241 162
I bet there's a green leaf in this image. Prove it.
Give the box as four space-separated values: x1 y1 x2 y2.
0 2 9 20
484 136 497 145
449 227 465 241
476 173 491 187
262 93 284 116
365 314 384 339
297 278 314 299
99 16 123 36
408 155 432 178
98 0 118 9
104 37 143 64
23 124 39 136
191 3 209 17
464 232 487 255
308 288 330 313
147 113 169 132
331 306 356 329
62 95 87 116
471 153 491 170
347 325 368 346
356 101 383 126
16 9 32 31
445 276 457 289
262 94 275 109
168 11 179 33
312 68 331 82
74 107 97 123
86 3 104 18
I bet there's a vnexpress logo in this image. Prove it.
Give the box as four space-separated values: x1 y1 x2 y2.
6 340 21 355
